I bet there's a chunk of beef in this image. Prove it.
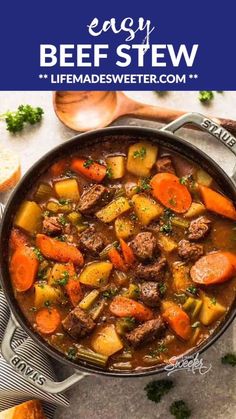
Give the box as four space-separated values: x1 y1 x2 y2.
140 282 160 307
156 157 175 175
79 226 105 254
62 307 95 340
42 216 62 236
178 239 203 262
188 216 211 241
130 232 157 261
78 185 109 214
126 316 165 348
134 257 167 281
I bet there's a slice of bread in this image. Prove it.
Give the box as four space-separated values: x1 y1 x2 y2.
0 147 21 192
0 400 45 419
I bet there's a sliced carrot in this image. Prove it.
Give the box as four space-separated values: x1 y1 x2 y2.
50 159 67 177
36 307 61 334
9 228 28 251
63 263 83 307
36 234 84 266
162 301 192 340
150 173 192 213
190 251 236 285
10 246 39 292
119 239 135 266
71 158 106 182
110 296 153 321
199 185 236 220
108 247 127 272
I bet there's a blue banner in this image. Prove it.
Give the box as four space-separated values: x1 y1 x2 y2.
0 0 235 90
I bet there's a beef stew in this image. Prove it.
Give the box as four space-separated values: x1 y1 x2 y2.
8 139 236 371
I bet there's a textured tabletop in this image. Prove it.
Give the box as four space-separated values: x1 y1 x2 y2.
0 91 235 419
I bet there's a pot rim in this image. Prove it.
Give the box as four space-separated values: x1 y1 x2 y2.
1 124 235 377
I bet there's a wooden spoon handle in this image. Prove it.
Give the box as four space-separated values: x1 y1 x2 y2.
125 103 236 137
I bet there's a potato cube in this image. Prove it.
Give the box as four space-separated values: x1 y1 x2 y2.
96 197 130 223
106 155 125 179
127 141 158 177
132 194 163 225
92 324 123 356
54 179 80 201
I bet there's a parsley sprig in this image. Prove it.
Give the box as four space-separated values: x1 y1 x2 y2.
0 105 44 133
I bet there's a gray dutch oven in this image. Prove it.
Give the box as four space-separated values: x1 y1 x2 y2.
0 112 236 394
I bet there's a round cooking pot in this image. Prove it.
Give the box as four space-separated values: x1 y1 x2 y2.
1 112 236 394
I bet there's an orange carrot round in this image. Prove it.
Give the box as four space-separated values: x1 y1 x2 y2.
162 302 192 340
71 158 106 182
108 247 127 272
110 296 153 321
190 251 236 285
199 184 236 220
150 173 192 213
36 307 61 334
36 234 84 266
10 246 39 292
120 239 135 266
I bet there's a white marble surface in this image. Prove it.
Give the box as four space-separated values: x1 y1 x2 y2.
0 91 235 419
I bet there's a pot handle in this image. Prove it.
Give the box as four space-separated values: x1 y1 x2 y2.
1 314 89 394
162 112 236 183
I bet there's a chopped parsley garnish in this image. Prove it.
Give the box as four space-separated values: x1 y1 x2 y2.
158 283 167 296
186 285 198 296
66 346 77 360
59 215 67 226
160 221 172 234
55 271 69 286
59 198 71 205
149 344 168 357
221 353 236 366
170 400 191 419
179 176 188 185
33 247 44 262
55 235 66 242
29 306 37 312
135 177 152 193
102 288 118 299
199 91 214 103
145 379 173 403
130 213 138 221
44 300 51 307
83 158 94 168
133 147 146 160
106 166 113 179
210 297 217 305
43 210 50 217
0 104 44 133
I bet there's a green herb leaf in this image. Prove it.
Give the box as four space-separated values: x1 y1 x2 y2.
145 379 173 403
59 215 67 226
186 285 198 296
106 167 113 179
33 247 44 262
133 147 146 160
83 158 94 168
66 346 77 360
199 91 214 103
221 353 236 366
170 400 191 419
1 105 44 133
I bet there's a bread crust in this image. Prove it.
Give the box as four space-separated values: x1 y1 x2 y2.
0 400 45 419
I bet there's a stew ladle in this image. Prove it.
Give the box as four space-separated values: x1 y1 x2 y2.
53 91 236 134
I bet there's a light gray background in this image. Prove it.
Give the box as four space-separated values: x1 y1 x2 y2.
0 91 235 418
